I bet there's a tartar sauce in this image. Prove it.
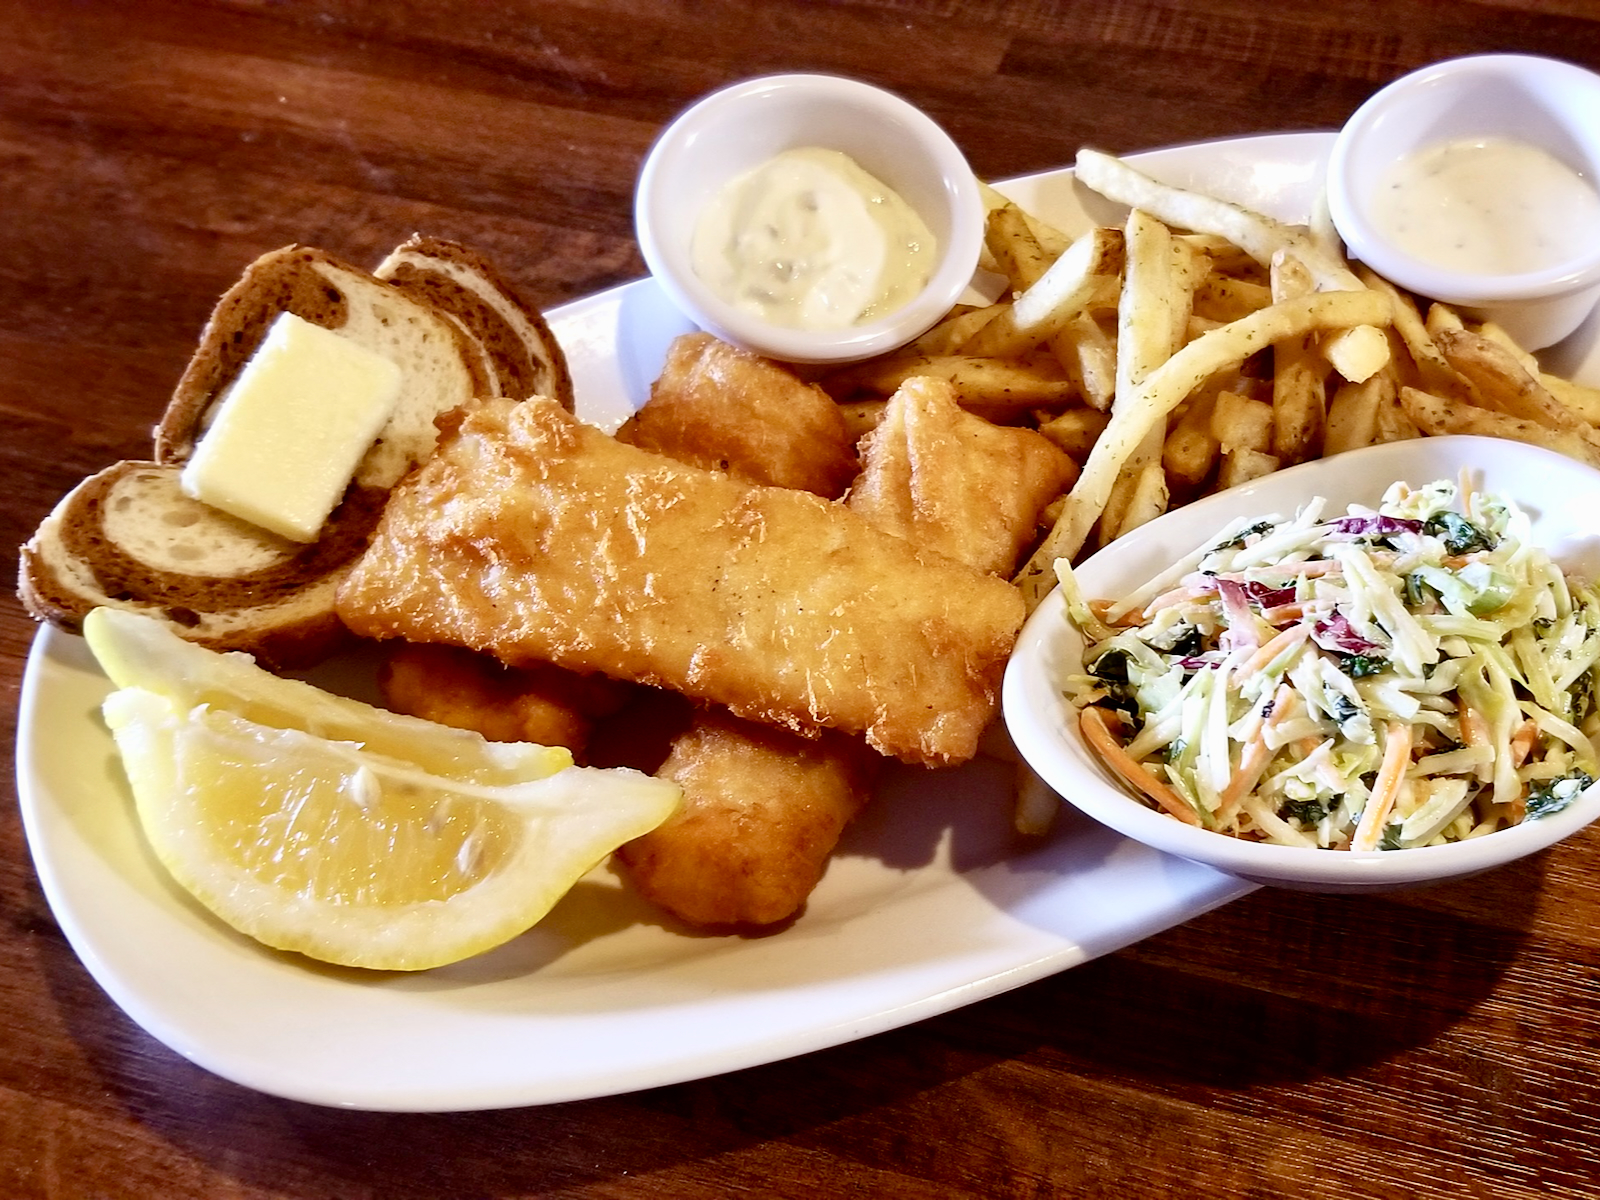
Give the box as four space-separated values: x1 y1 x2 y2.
691 147 937 331
1370 136 1600 276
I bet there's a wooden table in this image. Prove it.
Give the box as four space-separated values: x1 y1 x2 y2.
6 3 1600 1196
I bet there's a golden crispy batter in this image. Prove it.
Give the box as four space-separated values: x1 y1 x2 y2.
846 376 1077 575
335 397 1022 766
615 710 877 927
378 642 629 758
615 332 858 497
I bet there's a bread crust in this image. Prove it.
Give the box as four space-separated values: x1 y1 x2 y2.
376 235 574 410
154 245 491 483
20 237 572 669
18 461 383 668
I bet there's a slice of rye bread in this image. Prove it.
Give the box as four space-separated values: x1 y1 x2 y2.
22 239 571 666
19 461 387 669
374 235 574 410
154 245 491 490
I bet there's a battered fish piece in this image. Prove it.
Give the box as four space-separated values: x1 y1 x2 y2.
379 642 630 758
615 332 858 497
847 376 1078 576
335 397 1022 766
615 711 877 927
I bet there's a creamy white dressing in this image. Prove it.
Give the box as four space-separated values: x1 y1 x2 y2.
691 146 937 331
1370 136 1600 276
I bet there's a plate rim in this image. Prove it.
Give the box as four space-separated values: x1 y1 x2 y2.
12 131 1365 1111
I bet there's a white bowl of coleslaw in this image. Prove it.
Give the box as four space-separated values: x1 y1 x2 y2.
1004 436 1600 892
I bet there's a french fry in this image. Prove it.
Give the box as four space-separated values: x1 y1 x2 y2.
1073 148 1391 383
959 227 1124 357
1038 406 1110 459
1268 248 1326 463
1075 147 1307 268
1271 351 1326 464
1015 288 1392 605
1117 462 1169 535
984 201 1053 292
1211 389 1273 455
828 353 1076 407
1475 321 1542 375
1269 249 1316 304
1424 303 1468 344
1320 324 1391 385
979 180 1073 260
1434 328 1597 442
909 303 1009 355
1012 761 1061 837
1324 370 1391 455
1180 232 1262 278
1217 447 1280 490
1401 386 1600 469
1162 387 1221 490
1050 313 1118 411
859 171 1600 835
1354 265 1460 395
1540 372 1600 425
1373 386 1420 443
1099 209 1189 544
1192 274 1272 323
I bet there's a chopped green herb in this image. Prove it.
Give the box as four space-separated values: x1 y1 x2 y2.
1526 772 1594 818
1214 520 1275 552
1424 511 1497 555
1341 654 1390 678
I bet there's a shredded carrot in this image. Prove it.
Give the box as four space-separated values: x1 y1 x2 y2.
1079 707 1202 827
1509 718 1538 766
1090 598 1149 628
1259 602 1307 625
1217 683 1295 821
1351 721 1413 851
1233 623 1310 680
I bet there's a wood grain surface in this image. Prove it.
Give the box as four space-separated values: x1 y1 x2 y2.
7 2 1600 1197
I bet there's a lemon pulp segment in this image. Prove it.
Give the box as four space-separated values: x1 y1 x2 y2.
93 650 681 970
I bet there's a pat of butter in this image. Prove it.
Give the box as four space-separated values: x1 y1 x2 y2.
180 312 403 542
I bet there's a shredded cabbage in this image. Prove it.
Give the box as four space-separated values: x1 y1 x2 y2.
1061 478 1600 849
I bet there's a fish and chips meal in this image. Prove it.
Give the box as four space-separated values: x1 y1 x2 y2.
1056 479 1600 849
20 139 1600 969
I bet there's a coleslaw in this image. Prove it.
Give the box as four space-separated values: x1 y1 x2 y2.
1058 477 1600 850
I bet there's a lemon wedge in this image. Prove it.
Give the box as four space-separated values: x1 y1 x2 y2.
84 609 680 970
101 688 680 970
84 606 571 783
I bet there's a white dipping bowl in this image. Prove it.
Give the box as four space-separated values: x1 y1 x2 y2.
1327 54 1600 351
1003 437 1600 893
634 73 984 364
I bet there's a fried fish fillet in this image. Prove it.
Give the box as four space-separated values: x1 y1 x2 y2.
846 376 1078 575
614 710 877 927
615 332 858 497
335 397 1022 766
378 642 630 759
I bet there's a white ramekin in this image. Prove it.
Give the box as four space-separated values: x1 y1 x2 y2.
634 74 984 364
1327 54 1600 350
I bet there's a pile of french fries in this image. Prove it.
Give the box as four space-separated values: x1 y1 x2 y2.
820 148 1600 624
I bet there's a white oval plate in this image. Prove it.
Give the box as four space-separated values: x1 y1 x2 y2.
23 131 1589 1111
